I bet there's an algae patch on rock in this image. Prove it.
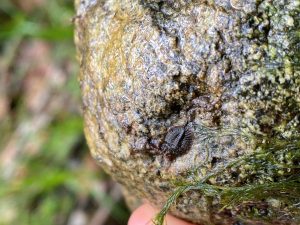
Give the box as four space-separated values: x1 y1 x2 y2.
74 0 300 224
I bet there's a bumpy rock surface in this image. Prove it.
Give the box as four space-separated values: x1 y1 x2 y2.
74 0 300 224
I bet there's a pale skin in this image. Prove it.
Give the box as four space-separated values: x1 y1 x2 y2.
128 204 195 225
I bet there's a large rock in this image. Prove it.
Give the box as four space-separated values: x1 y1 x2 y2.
74 0 300 224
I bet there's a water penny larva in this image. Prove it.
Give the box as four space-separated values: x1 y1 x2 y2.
161 125 193 159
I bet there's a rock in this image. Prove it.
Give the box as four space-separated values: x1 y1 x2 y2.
74 0 300 224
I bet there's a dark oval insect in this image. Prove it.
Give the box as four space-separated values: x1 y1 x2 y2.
161 125 193 159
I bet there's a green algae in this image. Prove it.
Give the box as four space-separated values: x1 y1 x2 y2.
154 139 300 225
75 0 300 224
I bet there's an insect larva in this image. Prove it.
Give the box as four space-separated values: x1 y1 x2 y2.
162 124 193 159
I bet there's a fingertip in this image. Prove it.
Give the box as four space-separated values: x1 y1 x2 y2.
128 204 157 225
128 203 196 225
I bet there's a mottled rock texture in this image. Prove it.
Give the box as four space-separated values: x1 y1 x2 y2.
74 0 300 224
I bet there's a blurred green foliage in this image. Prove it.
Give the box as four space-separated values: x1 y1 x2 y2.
0 1 130 225
0 0 73 41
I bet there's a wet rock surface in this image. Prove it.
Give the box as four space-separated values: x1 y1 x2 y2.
74 0 300 224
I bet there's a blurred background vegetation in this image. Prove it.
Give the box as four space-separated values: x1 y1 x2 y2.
0 0 130 224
